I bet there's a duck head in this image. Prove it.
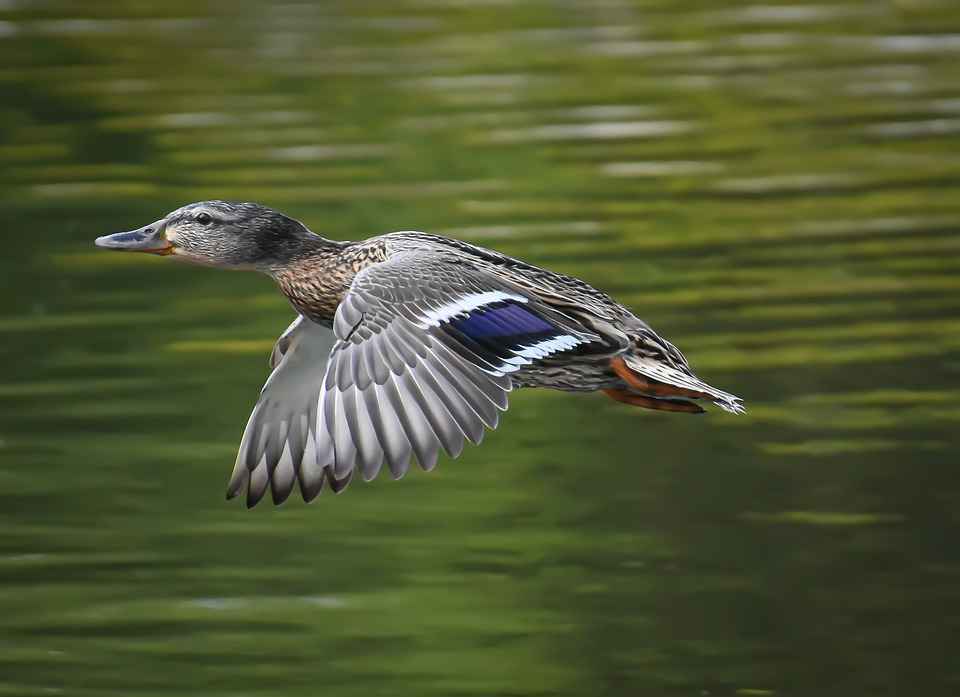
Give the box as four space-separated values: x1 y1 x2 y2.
94 200 325 271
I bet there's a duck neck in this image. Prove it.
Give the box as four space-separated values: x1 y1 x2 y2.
268 236 358 324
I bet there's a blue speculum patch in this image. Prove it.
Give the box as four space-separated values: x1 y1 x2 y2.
451 301 558 348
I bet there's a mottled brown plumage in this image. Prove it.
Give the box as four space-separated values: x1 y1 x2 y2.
274 241 387 322
95 200 744 507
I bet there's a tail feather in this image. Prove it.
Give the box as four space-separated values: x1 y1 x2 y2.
613 355 745 415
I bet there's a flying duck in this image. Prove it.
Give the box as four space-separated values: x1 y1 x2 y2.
95 201 744 507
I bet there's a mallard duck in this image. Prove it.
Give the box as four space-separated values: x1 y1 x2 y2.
95 201 744 507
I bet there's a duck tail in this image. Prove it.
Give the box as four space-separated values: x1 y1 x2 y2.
609 355 745 415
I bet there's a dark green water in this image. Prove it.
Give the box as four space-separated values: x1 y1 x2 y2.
2 1 960 695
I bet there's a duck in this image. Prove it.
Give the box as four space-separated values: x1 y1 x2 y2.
95 200 744 507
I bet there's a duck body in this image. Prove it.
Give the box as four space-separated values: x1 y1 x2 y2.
95 201 743 506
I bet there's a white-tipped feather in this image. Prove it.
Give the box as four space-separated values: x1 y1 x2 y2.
417 290 526 328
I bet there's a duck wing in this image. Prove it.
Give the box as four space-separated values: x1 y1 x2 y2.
233 252 599 506
226 315 343 507
321 252 599 483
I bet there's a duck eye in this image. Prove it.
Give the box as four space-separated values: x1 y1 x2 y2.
196 213 213 225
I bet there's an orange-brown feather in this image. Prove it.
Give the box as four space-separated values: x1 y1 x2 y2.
602 388 705 414
609 356 708 400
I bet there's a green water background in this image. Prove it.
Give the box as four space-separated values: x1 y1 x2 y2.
2 1 959 695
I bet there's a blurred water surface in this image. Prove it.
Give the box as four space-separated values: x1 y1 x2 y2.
2 1 960 695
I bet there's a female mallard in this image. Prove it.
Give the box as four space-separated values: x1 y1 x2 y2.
95 201 744 507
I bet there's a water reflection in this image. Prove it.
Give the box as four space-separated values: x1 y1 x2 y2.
2 0 960 695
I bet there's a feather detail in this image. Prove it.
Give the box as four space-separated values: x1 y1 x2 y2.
603 388 705 414
612 355 745 415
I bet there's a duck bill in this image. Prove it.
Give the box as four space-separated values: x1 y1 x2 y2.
94 223 173 255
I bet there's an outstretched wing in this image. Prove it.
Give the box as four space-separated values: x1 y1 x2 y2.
225 316 346 507
315 252 599 488
233 251 600 507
